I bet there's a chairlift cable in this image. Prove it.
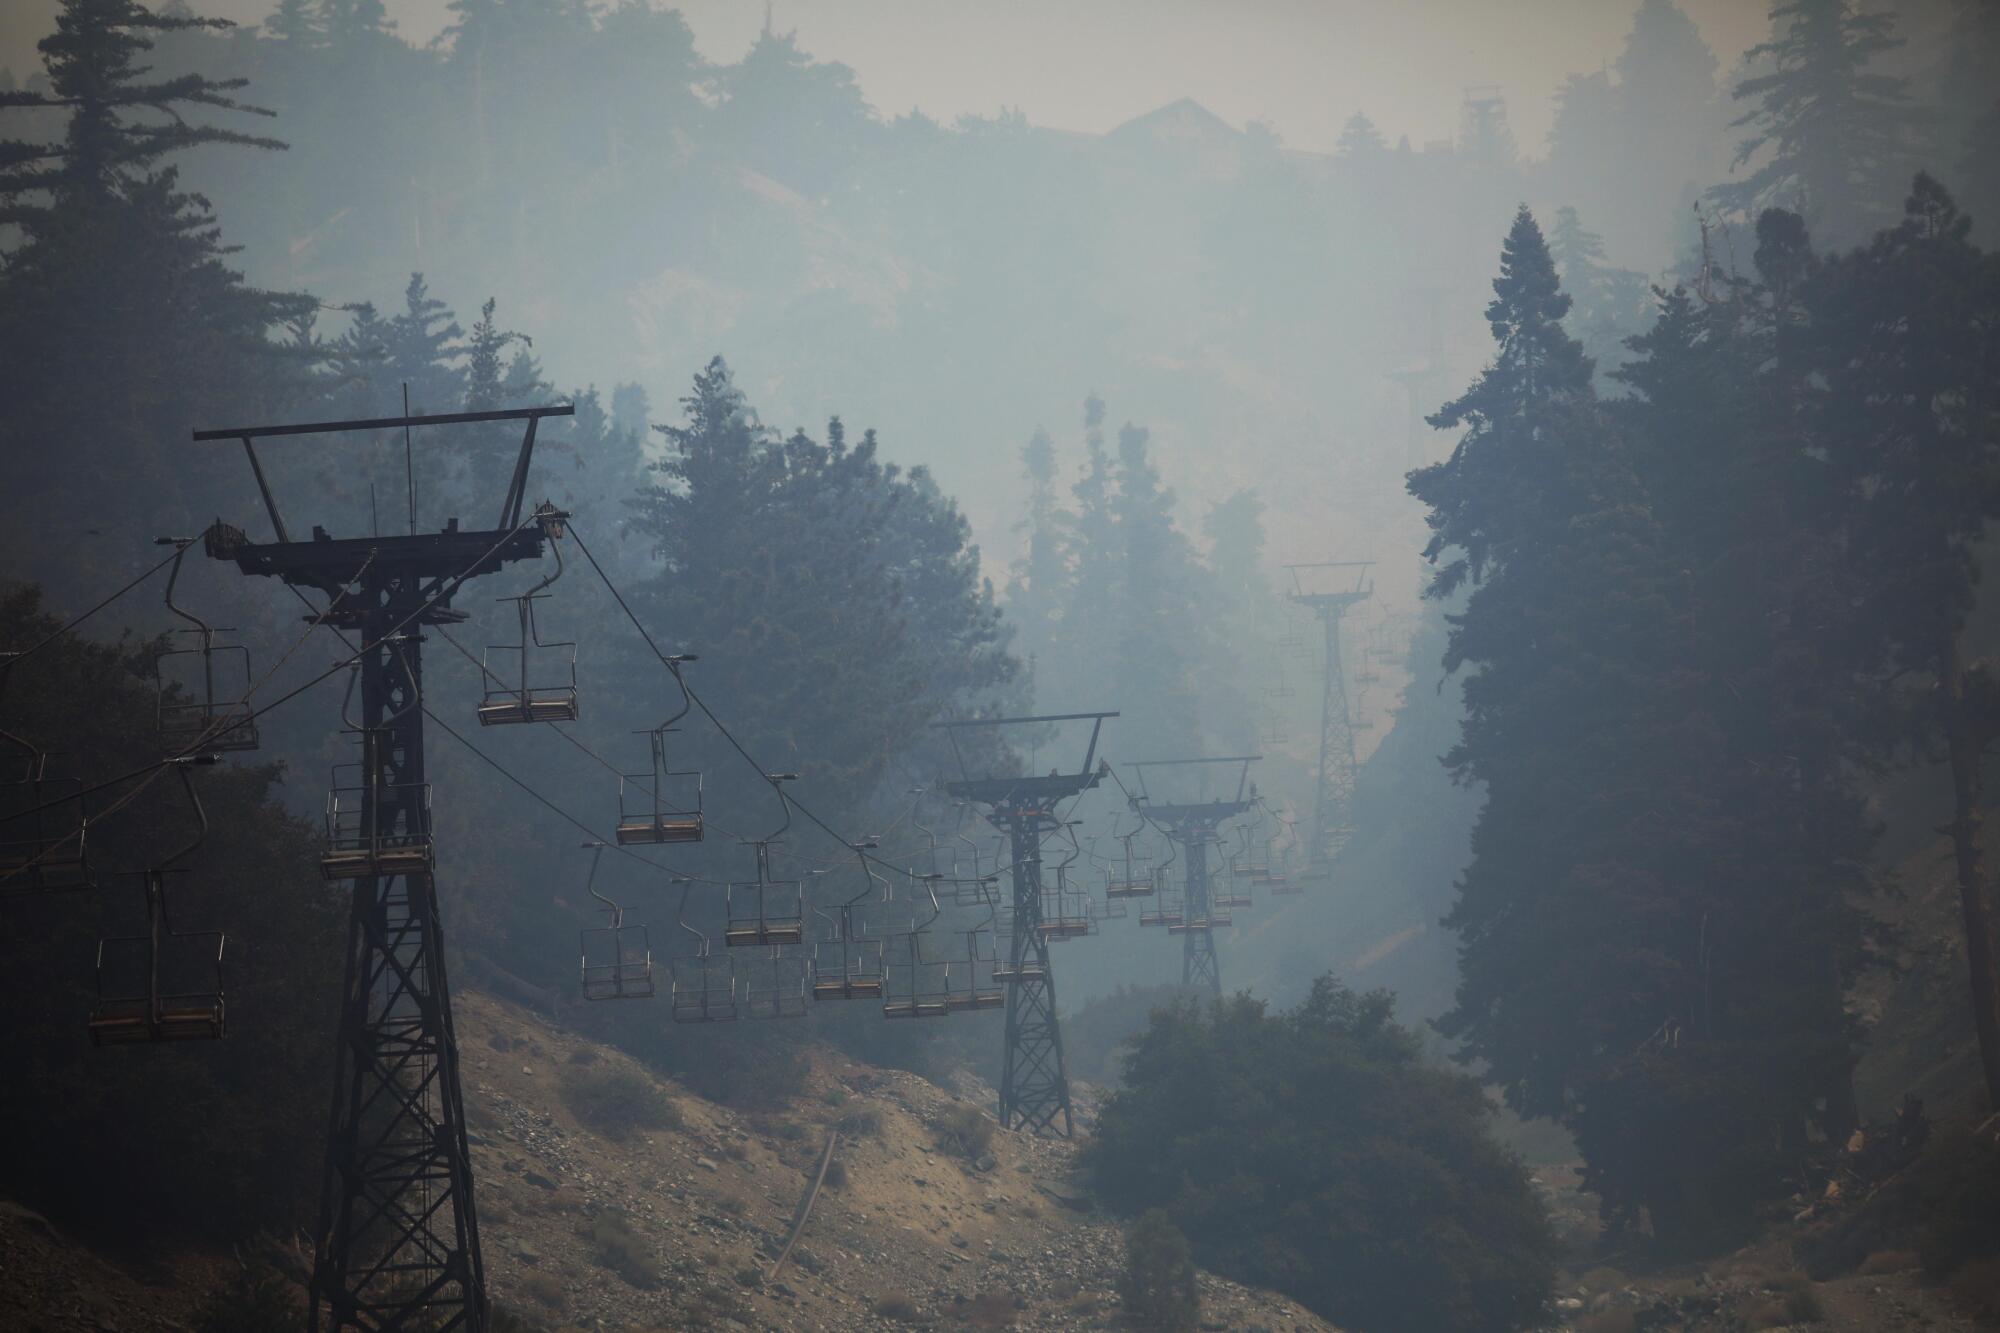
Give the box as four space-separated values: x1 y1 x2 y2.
3 510 539 889
567 521 950 891
0 538 194 682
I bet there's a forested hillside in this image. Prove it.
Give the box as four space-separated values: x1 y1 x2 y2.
4 0 2000 1330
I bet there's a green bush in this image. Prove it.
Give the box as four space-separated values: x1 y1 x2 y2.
560 1064 678 1140
1085 976 1557 1332
1120 1209 1199 1333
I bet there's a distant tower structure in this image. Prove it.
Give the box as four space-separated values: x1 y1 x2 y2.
936 711 1116 1138
1458 84 1515 164
1286 562 1373 868
1126 756 1259 998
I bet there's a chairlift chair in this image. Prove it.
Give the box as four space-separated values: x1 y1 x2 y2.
881 932 952 1019
671 949 738 1023
154 539 259 755
1139 890 1185 929
616 732 703 846
0 749 93 895
812 930 885 1001
724 778 804 946
1105 830 1155 899
576 842 655 1001
319 747 435 882
1036 887 1092 941
615 668 705 844
477 594 579 725
725 860 804 947
812 856 887 1001
668 883 738 1023
741 948 809 1020
1212 879 1254 910
947 930 1005 1012
88 758 225 1045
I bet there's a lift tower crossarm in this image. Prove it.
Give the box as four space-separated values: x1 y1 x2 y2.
930 711 1117 1137
1125 755 1262 998
195 402 576 1333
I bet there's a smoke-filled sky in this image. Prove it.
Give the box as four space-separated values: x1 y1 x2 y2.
3 0 1767 151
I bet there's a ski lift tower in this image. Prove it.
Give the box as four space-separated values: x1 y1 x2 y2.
935 711 1115 1137
193 402 575 1333
1127 756 1259 998
1287 562 1372 870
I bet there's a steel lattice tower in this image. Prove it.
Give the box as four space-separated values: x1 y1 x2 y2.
197 404 574 1332
938 712 1115 1138
1128 757 1258 1001
1179 831 1221 996
994 806 1068 1133
1286 563 1371 868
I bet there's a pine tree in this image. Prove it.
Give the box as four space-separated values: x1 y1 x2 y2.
1005 427 1067 671
1110 421 1201 754
1335 111 1384 160
1409 206 1594 598
0 0 285 212
1713 0 1921 242
1548 206 1651 384
263 0 323 47
1802 177 2000 1111
0 0 315 576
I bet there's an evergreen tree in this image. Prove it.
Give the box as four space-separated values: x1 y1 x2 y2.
1714 0 1921 242
1548 205 1651 384
1409 205 1594 598
1005 426 1067 672
263 0 323 48
0 0 315 580
1801 177 2000 1111
1334 110 1384 159
1110 420 1201 753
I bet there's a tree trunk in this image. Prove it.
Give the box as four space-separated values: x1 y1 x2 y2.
1943 628 2000 1113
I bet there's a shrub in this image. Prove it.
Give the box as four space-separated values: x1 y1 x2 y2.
1120 1209 1199 1333
192 1266 299 1333
837 1107 884 1139
1085 977 1557 1332
561 1064 677 1141
515 1272 564 1310
935 1104 995 1159
872 1291 920 1320
588 1210 659 1288
961 1290 1017 1328
822 1157 848 1190
732 1264 762 1288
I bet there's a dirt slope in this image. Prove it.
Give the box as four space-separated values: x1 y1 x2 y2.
463 988 1337 1331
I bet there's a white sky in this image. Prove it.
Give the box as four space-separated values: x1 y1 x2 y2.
3 0 1770 153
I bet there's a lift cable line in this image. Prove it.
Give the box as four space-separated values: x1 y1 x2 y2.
1285 561 1372 870
1121 756 1262 998
0 544 384 895
192 401 577 1333
566 519 1012 896
933 711 1117 1137
0 537 193 677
